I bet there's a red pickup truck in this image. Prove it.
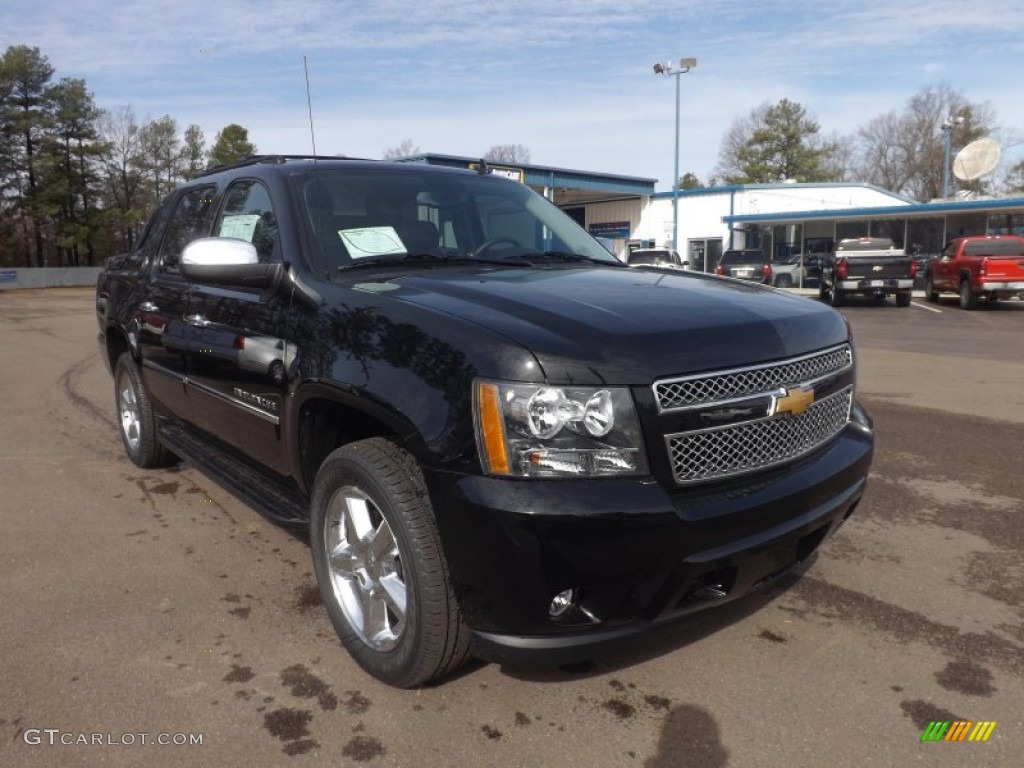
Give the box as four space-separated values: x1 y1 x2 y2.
925 235 1024 309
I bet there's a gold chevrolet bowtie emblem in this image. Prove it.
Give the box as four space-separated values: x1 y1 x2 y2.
872 265 883 272
774 386 815 417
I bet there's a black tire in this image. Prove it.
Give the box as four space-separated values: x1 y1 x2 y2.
895 291 911 308
774 274 793 288
924 273 939 303
310 438 470 688
829 285 845 307
268 359 286 385
959 279 978 310
113 352 176 468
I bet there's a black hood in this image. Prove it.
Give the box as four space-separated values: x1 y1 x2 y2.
379 265 849 385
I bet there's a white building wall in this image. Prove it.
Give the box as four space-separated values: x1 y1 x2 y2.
639 184 912 253
584 199 644 257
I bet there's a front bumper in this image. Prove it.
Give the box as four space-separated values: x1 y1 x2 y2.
837 278 913 292
424 412 873 664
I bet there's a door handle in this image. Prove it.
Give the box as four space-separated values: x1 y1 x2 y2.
184 314 210 327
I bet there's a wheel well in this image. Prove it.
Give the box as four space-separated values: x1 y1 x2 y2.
106 327 130 371
298 398 399 489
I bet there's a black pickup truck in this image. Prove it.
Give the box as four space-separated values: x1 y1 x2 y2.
96 156 874 687
819 237 916 307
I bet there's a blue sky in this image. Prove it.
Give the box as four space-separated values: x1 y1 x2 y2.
4 0 1023 190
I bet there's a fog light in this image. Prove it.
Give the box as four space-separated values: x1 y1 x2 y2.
549 589 576 618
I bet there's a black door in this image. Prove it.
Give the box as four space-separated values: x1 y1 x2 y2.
183 180 293 474
137 185 218 420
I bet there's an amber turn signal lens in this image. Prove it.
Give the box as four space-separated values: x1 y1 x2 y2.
476 382 510 475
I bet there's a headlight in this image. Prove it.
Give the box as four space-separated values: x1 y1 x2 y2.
473 380 648 477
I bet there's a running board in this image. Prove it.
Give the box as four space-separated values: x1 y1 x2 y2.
158 421 308 526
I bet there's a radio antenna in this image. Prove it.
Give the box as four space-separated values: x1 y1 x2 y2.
303 55 318 160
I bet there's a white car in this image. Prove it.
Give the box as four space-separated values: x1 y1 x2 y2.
771 255 805 288
238 334 297 383
624 248 685 269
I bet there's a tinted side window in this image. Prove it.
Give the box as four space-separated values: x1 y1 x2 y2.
214 180 280 263
124 194 174 268
157 186 216 272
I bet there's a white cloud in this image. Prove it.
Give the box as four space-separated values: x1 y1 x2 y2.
4 0 1023 187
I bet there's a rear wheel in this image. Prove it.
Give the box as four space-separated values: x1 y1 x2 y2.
924 273 939 303
895 291 912 308
959 279 978 310
310 438 470 688
774 274 793 288
829 285 845 307
113 352 176 468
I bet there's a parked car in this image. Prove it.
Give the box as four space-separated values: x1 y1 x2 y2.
714 249 771 283
770 254 804 288
96 156 873 687
624 247 685 269
924 235 1024 309
819 237 915 307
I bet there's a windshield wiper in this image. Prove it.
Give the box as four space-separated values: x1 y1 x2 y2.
337 251 531 272
520 250 624 266
337 252 460 272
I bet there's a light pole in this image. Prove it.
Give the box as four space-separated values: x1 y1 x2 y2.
942 114 964 199
653 57 696 264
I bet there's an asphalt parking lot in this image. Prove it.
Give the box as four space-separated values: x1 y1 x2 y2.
1 287 1021 767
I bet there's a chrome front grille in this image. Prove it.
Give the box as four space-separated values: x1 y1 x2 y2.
666 386 853 484
654 344 852 412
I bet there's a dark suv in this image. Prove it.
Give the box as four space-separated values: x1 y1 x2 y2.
715 249 771 283
96 156 873 687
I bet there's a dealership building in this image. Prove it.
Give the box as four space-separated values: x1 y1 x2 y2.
402 153 1024 271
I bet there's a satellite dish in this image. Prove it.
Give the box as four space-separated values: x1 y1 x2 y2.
953 138 1001 180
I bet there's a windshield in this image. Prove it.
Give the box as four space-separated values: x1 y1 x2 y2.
290 167 620 275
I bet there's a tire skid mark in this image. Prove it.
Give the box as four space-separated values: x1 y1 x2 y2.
60 352 116 430
786 576 1024 677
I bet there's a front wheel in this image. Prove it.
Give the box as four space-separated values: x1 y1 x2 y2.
959 279 978 310
310 438 470 688
113 352 176 468
895 291 912 308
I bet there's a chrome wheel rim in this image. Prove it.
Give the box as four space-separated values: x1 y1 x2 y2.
324 486 406 650
117 372 141 452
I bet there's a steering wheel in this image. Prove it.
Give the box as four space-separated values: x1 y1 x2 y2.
472 236 522 258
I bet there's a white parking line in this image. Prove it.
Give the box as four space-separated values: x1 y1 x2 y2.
911 301 942 313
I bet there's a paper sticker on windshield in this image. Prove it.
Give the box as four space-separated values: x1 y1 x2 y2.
218 214 260 241
339 226 406 258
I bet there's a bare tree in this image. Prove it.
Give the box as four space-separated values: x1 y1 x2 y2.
98 105 147 250
483 143 531 164
382 137 419 160
713 103 769 183
854 84 996 200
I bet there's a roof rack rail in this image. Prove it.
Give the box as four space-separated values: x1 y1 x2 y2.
194 154 375 178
